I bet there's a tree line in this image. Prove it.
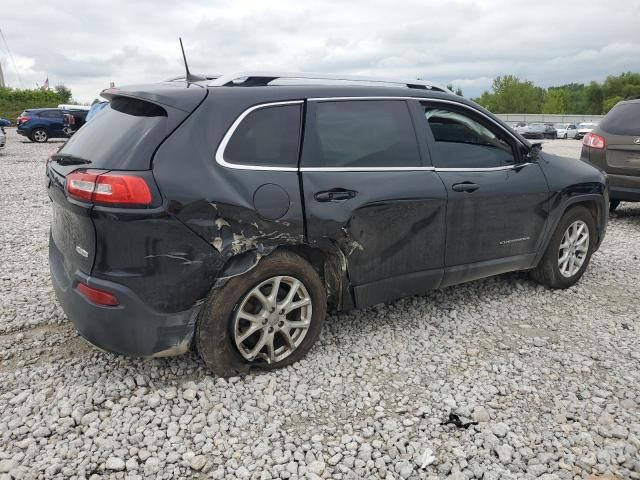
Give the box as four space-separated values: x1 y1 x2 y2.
0 85 73 122
470 72 640 115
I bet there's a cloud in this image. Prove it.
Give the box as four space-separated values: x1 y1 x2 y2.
1 0 639 101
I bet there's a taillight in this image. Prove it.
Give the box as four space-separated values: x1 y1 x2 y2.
582 132 605 150
76 283 119 306
66 170 153 206
18 116 31 124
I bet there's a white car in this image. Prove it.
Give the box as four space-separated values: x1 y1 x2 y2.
0 126 6 150
555 123 579 139
575 122 598 140
512 122 529 135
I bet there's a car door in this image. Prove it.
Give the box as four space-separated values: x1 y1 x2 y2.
43 110 66 136
414 101 550 286
300 98 447 307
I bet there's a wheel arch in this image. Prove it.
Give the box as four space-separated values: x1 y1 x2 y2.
535 192 607 267
213 242 354 312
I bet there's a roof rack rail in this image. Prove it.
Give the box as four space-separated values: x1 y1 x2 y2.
207 72 451 93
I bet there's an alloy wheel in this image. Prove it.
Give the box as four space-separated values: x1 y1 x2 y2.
233 275 312 363
32 130 47 142
558 220 589 278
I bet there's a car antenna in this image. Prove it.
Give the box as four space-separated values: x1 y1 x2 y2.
179 37 205 83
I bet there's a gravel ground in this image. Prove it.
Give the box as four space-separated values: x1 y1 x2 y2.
0 131 639 480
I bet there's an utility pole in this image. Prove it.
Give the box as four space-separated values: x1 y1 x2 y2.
0 61 5 87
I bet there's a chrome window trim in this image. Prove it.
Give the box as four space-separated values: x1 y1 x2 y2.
215 100 303 171
300 166 435 172
215 97 530 172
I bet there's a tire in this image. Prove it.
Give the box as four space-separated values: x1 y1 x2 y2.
30 128 48 143
530 205 595 289
196 250 327 377
609 199 620 212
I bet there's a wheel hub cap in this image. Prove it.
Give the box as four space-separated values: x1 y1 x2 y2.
558 220 589 278
233 275 312 364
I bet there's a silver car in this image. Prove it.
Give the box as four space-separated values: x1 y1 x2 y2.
0 126 6 150
555 123 578 139
576 122 598 140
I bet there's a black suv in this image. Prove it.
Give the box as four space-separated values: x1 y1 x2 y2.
47 73 608 376
581 98 640 211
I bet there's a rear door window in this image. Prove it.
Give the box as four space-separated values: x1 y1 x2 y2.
305 100 421 168
421 104 516 168
223 104 302 168
600 103 640 136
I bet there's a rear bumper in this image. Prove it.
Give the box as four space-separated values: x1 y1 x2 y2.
49 237 200 357
609 173 640 202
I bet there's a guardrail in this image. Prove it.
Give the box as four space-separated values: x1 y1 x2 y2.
495 113 604 123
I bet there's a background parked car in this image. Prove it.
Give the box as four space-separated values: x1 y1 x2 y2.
521 123 546 139
17 108 70 143
63 109 89 135
0 117 11 127
575 122 598 140
581 98 640 211
555 123 578 139
542 123 558 139
513 122 528 135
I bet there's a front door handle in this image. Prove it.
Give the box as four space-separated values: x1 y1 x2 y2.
451 182 480 193
314 188 358 202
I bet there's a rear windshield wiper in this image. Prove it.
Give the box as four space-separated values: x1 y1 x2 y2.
53 153 92 166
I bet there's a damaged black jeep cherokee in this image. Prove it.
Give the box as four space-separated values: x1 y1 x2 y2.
47 72 608 376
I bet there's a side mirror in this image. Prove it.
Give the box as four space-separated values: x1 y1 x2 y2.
522 143 542 162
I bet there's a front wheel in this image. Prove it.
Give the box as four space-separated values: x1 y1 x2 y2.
30 128 48 143
530 206 595 289
197 250 326 377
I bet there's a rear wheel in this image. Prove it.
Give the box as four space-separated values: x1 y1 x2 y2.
530 206 595 289
197 250 326 377
30 128 48 143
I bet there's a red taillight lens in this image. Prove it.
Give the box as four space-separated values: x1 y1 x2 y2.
76 283 119 306
67 171 99 201
94 173 152 205
582 132 605 150
18 116 31 124
66 170 152 206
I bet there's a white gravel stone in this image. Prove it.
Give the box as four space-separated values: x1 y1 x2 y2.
0 135 639 479
105 457 125 471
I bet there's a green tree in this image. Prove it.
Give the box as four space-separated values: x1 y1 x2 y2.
445 84 464 96
0 85 75 122
603 96 623 113
54 84 72 103
542 89 568 114
473 75 545 113
585 82 604 114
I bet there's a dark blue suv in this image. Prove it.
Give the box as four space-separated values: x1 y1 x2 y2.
17 108 69 142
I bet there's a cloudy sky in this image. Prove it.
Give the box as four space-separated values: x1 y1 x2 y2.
1 0 639 102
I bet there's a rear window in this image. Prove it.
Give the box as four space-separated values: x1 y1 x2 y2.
306 100 421 168
600 103 640 136
57 97 168 170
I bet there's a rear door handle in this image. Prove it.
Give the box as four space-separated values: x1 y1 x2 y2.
314 188 358 202
451 182 480 193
